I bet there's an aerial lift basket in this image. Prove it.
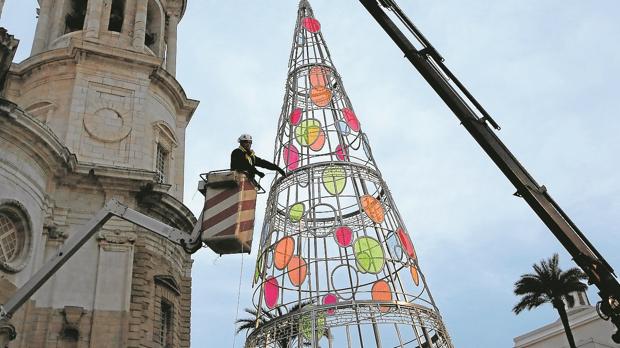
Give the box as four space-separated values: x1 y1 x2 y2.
199 170 259 254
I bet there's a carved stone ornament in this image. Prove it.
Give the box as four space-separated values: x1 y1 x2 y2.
62 306 84 328
83 100 132 143
96 229 137 245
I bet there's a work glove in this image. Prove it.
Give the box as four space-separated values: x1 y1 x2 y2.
257 171 265 178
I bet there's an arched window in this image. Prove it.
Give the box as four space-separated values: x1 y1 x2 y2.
65 0 88 33
153 122 178 184
0 201 32 273
159 300 173 348
108 0 125 32
154 275 179 348
145 0 163 55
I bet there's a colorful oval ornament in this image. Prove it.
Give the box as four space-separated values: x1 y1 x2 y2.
371 280 392 302
372 279 392 312
336 120 350 136
302 17 321 33
342 108 360 132
323 293 338 315
289 202 305 222
361 195 385 223
264 276 279 309
322 165 346 195
287 255 307 286
300 310 326 340
353 236 385 274
309 66 330 87
335 144 347 161
309 128 326 151
334 226 353 247
410 265 420 286
274 236 295 270
310 86 332 107
283 144 300 170
295 119 322 146
385 232 403 261
290 108 302 125
397 228 417 259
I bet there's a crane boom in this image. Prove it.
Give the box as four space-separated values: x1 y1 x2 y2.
359 0 620 341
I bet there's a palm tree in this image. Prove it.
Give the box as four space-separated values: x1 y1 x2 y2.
513 253 588 348
236 302 330 348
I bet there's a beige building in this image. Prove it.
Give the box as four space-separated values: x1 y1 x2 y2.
514 292 620 348
0 0 198 347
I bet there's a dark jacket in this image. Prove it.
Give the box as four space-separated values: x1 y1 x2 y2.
230 147 281 180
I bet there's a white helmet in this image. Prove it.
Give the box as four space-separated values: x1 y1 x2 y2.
238 134 253 143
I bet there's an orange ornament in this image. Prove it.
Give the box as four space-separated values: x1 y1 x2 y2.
310 86 332 107
371 280 392 313
274 237 295 270
410 266 420 286
309 66 330 87
287 255 307 286
361 195 385 223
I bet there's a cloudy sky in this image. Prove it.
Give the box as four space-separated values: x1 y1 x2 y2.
2 1 620 347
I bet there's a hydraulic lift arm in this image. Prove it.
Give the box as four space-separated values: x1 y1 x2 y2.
359 0 620 341
0 199 203 328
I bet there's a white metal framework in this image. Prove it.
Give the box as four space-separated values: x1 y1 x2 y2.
247 1 453 347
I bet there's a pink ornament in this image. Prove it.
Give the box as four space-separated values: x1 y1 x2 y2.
334 226 353 247
283 144 300 170
335 144 347 161
342 108 360 132
302 17 321 33
290 108 302 125
264 276 279 309
397 228 416 259
323 293 338 315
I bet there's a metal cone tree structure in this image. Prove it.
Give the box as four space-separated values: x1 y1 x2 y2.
247 1 454 347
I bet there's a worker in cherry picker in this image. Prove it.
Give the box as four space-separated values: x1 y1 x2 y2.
231 134 286 184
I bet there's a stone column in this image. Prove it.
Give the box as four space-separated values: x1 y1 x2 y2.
132 0 148 50
84 0 103 39
165 12 179 76
31 0 54 55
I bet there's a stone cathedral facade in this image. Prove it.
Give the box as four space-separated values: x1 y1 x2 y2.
0 0 198 346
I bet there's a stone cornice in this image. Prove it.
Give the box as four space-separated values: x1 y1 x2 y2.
0 100 196 230
0 98 77 177
137 184 196 232
9 38 199 123
150 67 199 123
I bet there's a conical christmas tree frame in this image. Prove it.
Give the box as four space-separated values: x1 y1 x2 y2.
248 2 454 347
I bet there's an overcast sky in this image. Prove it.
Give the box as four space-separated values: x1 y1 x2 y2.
2 1 620 347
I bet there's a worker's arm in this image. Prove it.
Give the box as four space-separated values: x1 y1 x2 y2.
255 156 286 176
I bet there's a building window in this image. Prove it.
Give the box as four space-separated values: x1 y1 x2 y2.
156 144 168 183
0 202 31 273
61 328 79 348
159 300 173 348
65 0 88 33
145 0 163 54
108 0 125 32
0 215 19 263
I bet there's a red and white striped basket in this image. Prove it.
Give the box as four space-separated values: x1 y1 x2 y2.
200 171 257 254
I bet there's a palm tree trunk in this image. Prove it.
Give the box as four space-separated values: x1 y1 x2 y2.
554 302 577 348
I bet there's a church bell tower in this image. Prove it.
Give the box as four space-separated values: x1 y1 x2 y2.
0 0 198 347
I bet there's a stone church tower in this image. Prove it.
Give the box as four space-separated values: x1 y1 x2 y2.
0 0 198 346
